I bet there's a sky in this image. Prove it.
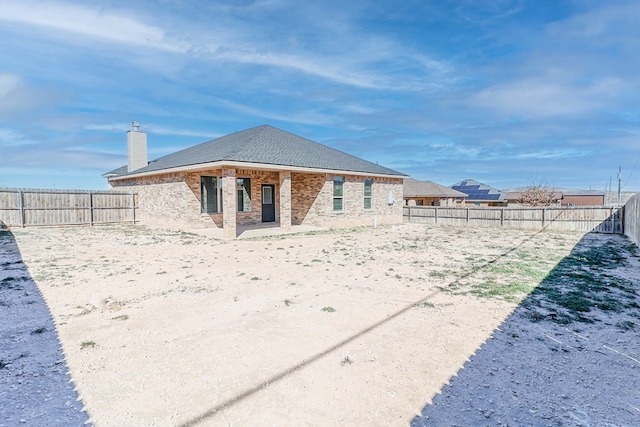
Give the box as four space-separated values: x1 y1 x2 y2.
1 0 639 192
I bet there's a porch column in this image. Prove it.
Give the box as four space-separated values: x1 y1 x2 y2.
222 168 237 239
279 171 292 232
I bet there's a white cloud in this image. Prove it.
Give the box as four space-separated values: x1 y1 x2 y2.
513 149 586 160
145 125 219 139
86 123 220 139
212 97 333 126
84 123 132 132
453 0 523 23
547 2 640 42
0 1 189 52
0 127 35 147
470 76 626 118
0 73 23 97
0 77 62 116
212 47 416 90
0 1 453 91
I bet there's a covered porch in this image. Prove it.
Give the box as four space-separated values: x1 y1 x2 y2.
216 167 292 239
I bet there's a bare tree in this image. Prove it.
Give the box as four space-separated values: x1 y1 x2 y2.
515 182 559 206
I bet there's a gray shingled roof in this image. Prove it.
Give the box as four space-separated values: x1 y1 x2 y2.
102 165 128 177
404 179 467 198
105 125 406 178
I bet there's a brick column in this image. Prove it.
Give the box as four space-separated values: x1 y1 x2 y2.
279 171 292 231
222 168 237 239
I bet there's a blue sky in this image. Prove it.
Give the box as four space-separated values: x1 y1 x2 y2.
1 0 639 192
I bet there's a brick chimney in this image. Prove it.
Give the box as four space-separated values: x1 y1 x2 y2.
127 121 148 172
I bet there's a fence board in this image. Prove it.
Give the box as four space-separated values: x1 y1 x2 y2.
404 206 623 233
624 193 640 247
0 188 137 227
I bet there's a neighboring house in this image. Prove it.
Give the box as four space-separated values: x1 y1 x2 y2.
505 190 563 206
505 190 605 207
560 190 605 207
104 124 407 238
403 179 466 206
451 179 508 207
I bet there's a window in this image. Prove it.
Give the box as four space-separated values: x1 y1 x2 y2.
262 185 273 204
237 178 251 212
364 179 372 210
333 176 344 211
201 176 219 213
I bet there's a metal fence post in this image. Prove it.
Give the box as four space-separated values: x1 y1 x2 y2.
610 207 614 234
131 192 136 224
89 191 93 226
434 207 438 224
18 190 25 228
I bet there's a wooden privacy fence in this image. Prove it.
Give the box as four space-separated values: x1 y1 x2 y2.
624 193 640 247
0 188 138 228
404 205 624 233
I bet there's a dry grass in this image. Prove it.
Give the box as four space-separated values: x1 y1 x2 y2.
11 223 588 426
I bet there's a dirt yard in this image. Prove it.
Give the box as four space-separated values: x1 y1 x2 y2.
9 223 594 426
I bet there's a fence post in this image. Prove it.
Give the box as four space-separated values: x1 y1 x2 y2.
408 206 411 222
466 207 469 224
88 191 94 226
610 207 614 234
542 207 546 228
435 207 438 224
501 208 504 226
131 192 136 224
18 190 25 228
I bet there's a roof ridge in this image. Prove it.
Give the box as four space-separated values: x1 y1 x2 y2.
106 125 406 178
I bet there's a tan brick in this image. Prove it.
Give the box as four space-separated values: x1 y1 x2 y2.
111 168 404 234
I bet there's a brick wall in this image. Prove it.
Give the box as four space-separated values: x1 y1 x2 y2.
291 172 404 227
111 173 208 229
234 169 280 225
111 168 404 230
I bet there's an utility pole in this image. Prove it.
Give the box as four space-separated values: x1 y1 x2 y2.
617 166 621 206
609 176 612 206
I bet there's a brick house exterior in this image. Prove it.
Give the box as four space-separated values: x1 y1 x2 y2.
403 179 466 207
104 125 406 238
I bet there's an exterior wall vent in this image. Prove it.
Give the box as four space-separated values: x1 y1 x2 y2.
127 122 148 172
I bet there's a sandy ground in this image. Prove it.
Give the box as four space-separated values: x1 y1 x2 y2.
413 232 640 426
0 232 88 426
9 223 588 426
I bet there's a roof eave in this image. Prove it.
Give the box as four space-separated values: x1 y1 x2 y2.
107 160 406 182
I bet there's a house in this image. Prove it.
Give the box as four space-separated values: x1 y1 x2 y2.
560 190 605 207
403 179 466 207
104 124 407 238
505 189 605 207
505 190 563 206
451 179 508 207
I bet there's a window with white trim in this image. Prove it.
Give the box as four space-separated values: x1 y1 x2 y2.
364 178 372 210
333 176 344 211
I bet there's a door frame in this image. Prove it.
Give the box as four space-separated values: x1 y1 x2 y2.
261 184 276 223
